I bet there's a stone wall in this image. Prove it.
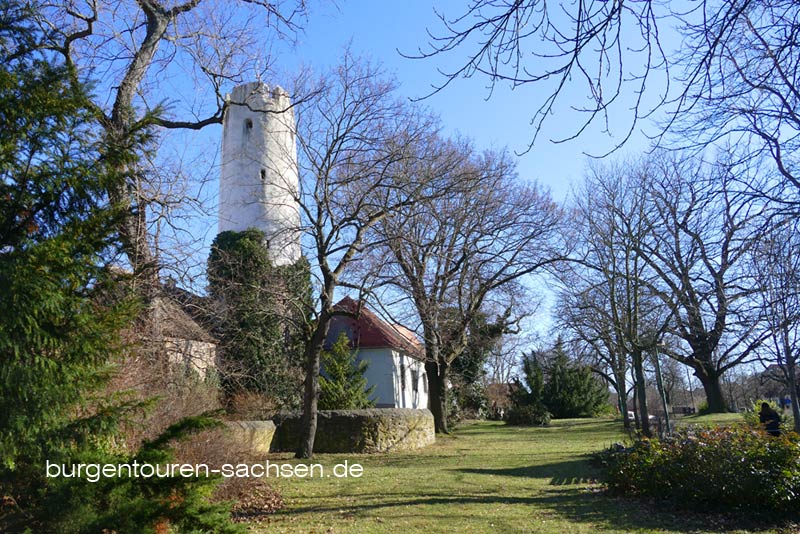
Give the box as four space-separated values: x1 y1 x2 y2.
271 409 435 453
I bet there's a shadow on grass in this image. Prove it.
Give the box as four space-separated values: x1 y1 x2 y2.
456 458 596 485
279 487 785 533
451 458 791 533
519 489 786 533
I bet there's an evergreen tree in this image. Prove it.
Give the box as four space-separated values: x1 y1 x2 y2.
506 352 551 426
516 351 545 407
1 17 129 478
208 229 309 406
542 343 609 419
0 5 241 531
319 333 375 410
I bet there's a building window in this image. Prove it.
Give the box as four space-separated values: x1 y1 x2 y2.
243 119 253 146
411 369 419 393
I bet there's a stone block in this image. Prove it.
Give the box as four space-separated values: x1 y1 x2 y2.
224 420 276 456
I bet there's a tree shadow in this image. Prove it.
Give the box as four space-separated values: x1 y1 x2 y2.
522 489 788 534
279 488 784 533
452 458 790 533
456 458 597 485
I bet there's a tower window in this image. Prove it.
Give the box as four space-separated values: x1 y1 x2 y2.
260 169 267 181
244 118 253 129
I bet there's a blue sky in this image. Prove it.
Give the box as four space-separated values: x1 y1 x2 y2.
265 0 665 203
152 1 684 264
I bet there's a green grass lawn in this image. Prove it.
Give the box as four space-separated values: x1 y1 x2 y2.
675 412 746 427
253 419 792 533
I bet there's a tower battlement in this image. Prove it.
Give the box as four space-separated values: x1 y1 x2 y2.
225 82 291 110
219 82 301 266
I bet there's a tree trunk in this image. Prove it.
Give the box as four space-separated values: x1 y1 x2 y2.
425 359 449 434
786 359 800 433
297 346 320 458
692 362 728 413
104 131 159 302
615 369 630 429
632 349 651 437
296 317 330 458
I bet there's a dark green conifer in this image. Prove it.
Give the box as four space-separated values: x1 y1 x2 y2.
319 332 375 410
1 4 242 531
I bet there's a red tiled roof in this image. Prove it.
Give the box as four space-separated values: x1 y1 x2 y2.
333 297 424 359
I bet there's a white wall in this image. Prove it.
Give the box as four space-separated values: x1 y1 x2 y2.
354 348 428 409
219 82 300 266
356 348 396 407
394 351 428 410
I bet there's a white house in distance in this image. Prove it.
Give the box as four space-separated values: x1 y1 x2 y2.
326 297 429 409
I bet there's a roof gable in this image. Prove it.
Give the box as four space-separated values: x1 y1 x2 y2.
152 297 216 343
332 297 423 359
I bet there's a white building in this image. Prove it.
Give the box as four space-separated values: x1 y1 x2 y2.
327 297 429 409
219 82 300 266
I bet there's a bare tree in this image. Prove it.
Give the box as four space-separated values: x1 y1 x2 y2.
557 159 670 435
637 154 767 413
484 332 538 387
410 0 669 154
289 56 440 457
556 286 639 428
415 1 800 207
652 346 687 408
34 0 308 290
374 144 563 433
751 218 800 431
675 1 800 206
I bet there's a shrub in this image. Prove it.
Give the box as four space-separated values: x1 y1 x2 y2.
696 400 712 415
597 426 800 513
174 421 284 521
32 416 244 534
106 353 223 450
506 404 551 426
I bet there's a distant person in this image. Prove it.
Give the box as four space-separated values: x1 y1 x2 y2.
758 402 781 437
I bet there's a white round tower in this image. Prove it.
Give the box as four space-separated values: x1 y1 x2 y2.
219 82 301 266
